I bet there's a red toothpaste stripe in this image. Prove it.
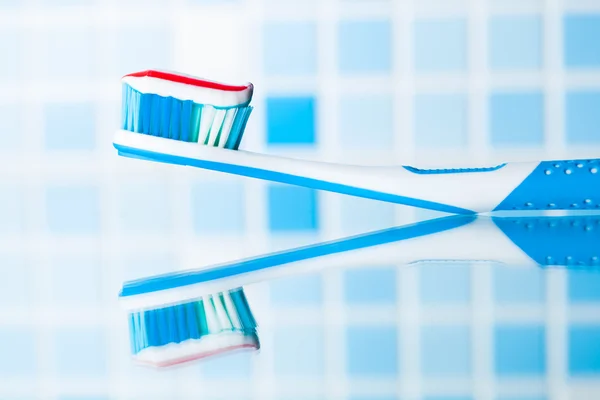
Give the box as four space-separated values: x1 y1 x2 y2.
124 70 251 92
137 343 258 368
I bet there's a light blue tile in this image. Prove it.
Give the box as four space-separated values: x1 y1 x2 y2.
420 263 471 304
493 266 545 304
0 255 32 307
264 22 316 76
55 328 107 377
118 181 171 233
343 266 397 304
0 0 21 7
489 16 542 70
0 328 36 376
566 91 600 144
46 185 100 234
51 255 101 306
339 94 394 149
0 103 22 150
415 93 468 148
490 91 544 146
268 185 318 232
564 14 600 68
421 325 471 377
45 102 96 150
0 28 22 81
414 19 467 72
0 184 24 234
38 0 96 5
43 28 97 79
340 196 395 234
192 181 245 233
568 269 600 302
568 325 600 375
339 20 392 73
199 351 253 378
116 26 172 76
274 326 324 376
266 96 316 145
494 324 546 376
346 326 398 376
270 273 322 306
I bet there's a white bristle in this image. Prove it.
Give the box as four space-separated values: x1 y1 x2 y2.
223 291 243 330
203 295 221 333
218 108 238 148
213 294 234 331
208 109 227 146
198 105 216 144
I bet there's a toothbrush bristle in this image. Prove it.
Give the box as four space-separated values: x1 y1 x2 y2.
128 288 259 367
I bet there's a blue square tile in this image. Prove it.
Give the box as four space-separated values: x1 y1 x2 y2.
568 269 600 302
0 184 24 234
43 28 97 79
46 185 100 234
0 328 36 376
339 20 392 73
51 255 101 306
564 14 600 68
568 325 600 375
0 28 22 81
0 104 22 151
192 181 245 233
489 16 542 70
266 96 316 145
339 94 394 149
0 0 21 7
199 351 253 378
494 324 546 376
267 185 318 232
415 93 468 148
346 326 398 376
421 325 471 377
0 255 32 307
414 18 467 72
493 266 545 304
343 267 397 304
420 263 471 304
55 328 107 376
118 181 171 233
340 196 395 234
566 91 600 144
489 91 544 146
116 26 172 76
274 326 324 376
44 102 96 151
264 22 317 76
270 273 322 306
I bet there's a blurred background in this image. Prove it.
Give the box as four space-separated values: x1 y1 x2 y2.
0 0 600 399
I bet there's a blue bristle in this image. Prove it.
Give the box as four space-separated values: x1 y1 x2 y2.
180 100 192 142
140 92 151 134
176 304 188 343
185 302 200 339
230 289 256 330
145 310 159 348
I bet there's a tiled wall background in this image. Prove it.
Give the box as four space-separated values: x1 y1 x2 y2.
0 0 600 399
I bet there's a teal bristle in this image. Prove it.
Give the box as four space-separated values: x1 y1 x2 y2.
121 83 253 150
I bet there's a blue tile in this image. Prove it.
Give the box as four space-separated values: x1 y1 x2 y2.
45 102 96 151
415 93 468 148
346 326 398 376
343 267 397 304
0 328 36 376
568 269 600 302
420 263 471 304
340 196 395 234
46 185 100 234
0 0 21 7
339 20 392 73
266 96 316 145
192 181 245 233
51 255 101 306
0 28 22 81
339 94 394 149
43 28 97 79
0 184 24 234
0 104 22 150
270 273 322 306
493 266 545 304
421 325 471 377
274 326 324 376
489 16 542 70
494 324 546 376
0 255 32 307
118 181 171 233
267 185 318 232
490 91 544 146
566 91 600 144
264 22 316 76
116 26 172 76
414 18 467 72
55 328 107 376
564 14 600 68
568 325 600 375
199 351 253 378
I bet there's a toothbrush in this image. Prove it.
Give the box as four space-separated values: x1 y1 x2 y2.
120 213 600 367
113 69 600 215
